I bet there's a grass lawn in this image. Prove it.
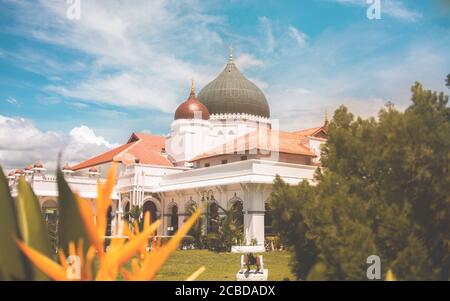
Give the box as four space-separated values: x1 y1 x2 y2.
152 250 296 281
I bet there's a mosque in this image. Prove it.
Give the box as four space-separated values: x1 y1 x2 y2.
7 49 328 246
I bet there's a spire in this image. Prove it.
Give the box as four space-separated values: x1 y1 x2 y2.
190 78 195 96
229 46 233 64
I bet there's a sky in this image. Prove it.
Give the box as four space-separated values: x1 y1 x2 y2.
0 0 449 170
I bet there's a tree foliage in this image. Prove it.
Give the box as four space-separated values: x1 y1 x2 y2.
205 204 243 252
269 82 450 280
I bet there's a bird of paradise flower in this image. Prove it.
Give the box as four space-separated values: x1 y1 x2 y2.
16 163 204 281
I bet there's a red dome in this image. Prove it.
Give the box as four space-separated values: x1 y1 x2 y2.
89 166 98 173
24 165 33 171
15 169 24 175
174 82 210 120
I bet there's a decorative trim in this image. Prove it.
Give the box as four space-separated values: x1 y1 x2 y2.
209 113 271 124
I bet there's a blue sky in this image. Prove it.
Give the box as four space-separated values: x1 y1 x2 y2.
0 0 449 169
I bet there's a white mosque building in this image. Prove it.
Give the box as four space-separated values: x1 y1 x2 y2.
7 50 328 246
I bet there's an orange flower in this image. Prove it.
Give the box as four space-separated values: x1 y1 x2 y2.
16 163 203 281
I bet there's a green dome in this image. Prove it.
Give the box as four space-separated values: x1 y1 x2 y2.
197 62 270 118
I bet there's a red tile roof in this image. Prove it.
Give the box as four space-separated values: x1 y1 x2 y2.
72 133 172 171
191 129 316 162
292 125 328 137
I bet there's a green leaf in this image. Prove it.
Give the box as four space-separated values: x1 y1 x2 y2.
57 169 90 255
16 177 53 280
0 167 29 280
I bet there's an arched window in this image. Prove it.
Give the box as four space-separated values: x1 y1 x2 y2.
143 201 158 224
105 206 113 237
168 205 179 236
208 202 219 233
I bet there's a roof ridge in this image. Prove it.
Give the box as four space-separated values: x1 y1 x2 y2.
113 139 141 162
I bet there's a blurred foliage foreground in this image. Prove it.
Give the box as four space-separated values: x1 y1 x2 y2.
0 163 203 281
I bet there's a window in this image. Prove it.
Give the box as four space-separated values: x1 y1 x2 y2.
207 202 219 233
169 205 179 236
221 159 228 164
240 155 248 161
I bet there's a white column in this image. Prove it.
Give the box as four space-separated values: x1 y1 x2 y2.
243 184 265 246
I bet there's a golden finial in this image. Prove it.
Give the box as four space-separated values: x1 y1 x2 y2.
190 78 195 95
229 46 233 64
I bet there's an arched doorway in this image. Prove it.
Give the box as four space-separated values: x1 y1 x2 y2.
207 202 219 233
42 200 58 251
105 206 113 237
143 201 158 225
168 204 179 236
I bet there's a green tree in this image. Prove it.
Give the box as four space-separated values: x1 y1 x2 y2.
270 177 318 279
205 204 243 252
270 82 450 280
185 203 203 249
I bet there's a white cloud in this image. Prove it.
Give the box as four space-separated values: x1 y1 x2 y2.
267 22 450 130
9 0 227 113
383 0 422 22
0 115 117 171
234 53 264 71
259 16 275 52
288 26 309 47
69 126 118 149
5 97 20 107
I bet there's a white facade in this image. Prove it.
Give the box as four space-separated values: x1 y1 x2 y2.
8 153 321 246
7 56 327 248
166 114 271 167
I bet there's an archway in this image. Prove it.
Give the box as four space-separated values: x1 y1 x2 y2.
143 201 158 225
105 206 113 237
207 202 219 233
168 204 179 236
